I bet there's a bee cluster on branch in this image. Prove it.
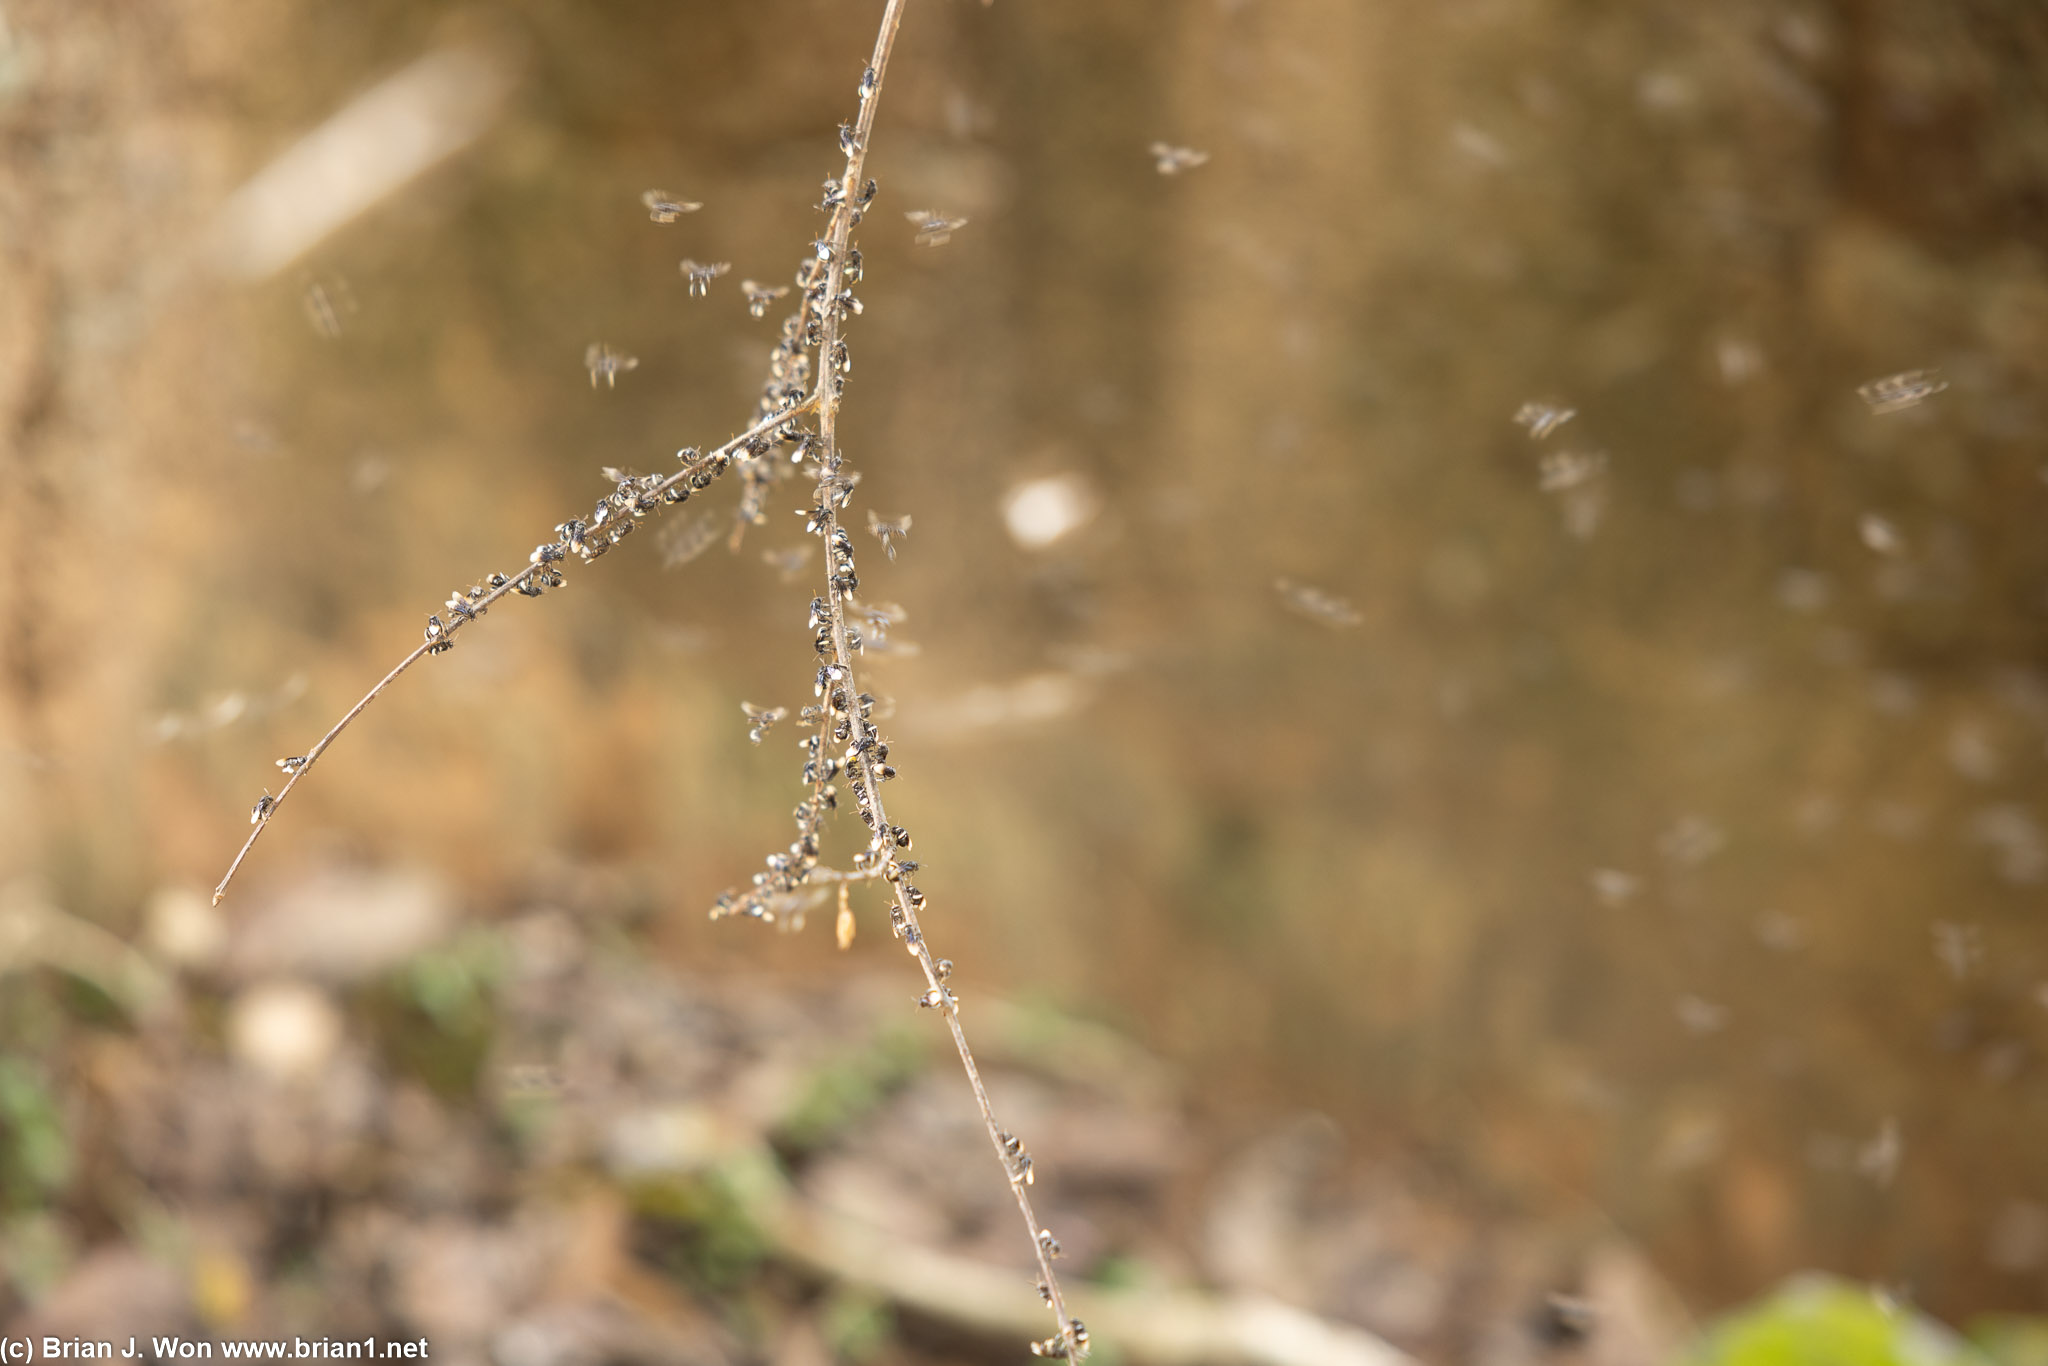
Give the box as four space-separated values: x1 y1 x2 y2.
215 3 1086 1358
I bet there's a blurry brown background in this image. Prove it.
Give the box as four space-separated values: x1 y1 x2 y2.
3 0 2047 1354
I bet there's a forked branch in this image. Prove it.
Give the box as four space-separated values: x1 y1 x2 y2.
214 2 1086 1357
213 396 816 906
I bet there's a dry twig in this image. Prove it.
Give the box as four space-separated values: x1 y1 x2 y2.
214 2 1085 1355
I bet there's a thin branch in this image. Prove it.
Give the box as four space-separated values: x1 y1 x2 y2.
213 397 817 906
762 0 1086 1355
739 1144 1419 1366
220 3 1087 1357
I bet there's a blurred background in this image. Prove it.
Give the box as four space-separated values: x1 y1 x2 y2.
2 0 2046 1362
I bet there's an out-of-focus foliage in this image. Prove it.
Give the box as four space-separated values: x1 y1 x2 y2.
1686 1277 1995 1366
0 1059 70 1210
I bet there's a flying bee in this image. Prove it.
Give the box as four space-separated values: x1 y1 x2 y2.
1859 512 1904 555
1512 400 1576 440
741 279 790 318
741 701 789 744
679 260 731 297
641 189 702 222
853 599 907 649
301 276 357 339
1273 577 1361 629
1858 368 1947 415
866 509 911 560
763 544 815 583
1149 141 1210 175
1537 449 1607 493
584 343 639 389
904 209 968 246
658 511 721 569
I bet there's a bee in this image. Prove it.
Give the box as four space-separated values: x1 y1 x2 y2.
740 279 790 318
866 509 911 560
1149 141 1210 175
999 1131 1035 1185
740 701 788 744
1588 868 1640 907
1537 450 1607 493
657 511 721 569
250 792 277 824
1030 1320 1087 1360
1857 368 1947 414
1859 512 1904 555
641 189 702 223
583 343 639 388
1534 1295 1596 1348
1273 577 1361 628
904 209 968 246
679 260 731 297
301 276 357 339
1512 400 1576 440
276 755 309 776
763 545 814 583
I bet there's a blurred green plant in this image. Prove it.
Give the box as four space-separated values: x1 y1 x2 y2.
818 1287 894 1364
0 1210 74 1300
1685 1277 1996 1366
0 1058 70 1209
774 1021 928 1154
629 1166 773 1292
365 929 506 1098
1972 1318 2048 1366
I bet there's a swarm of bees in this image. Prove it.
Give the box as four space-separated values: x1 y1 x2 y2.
641 188 702 222
1149 142 1210 175
904 210 968 246
680 259 731 297
584 343 639 389
1858 368 1947 414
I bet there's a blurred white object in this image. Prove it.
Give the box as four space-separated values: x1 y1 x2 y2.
209 43 516 280
144 885 226 969
230 980 343 1080
227 866 451 983
1001 473 1097 549
915 673 1089 739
